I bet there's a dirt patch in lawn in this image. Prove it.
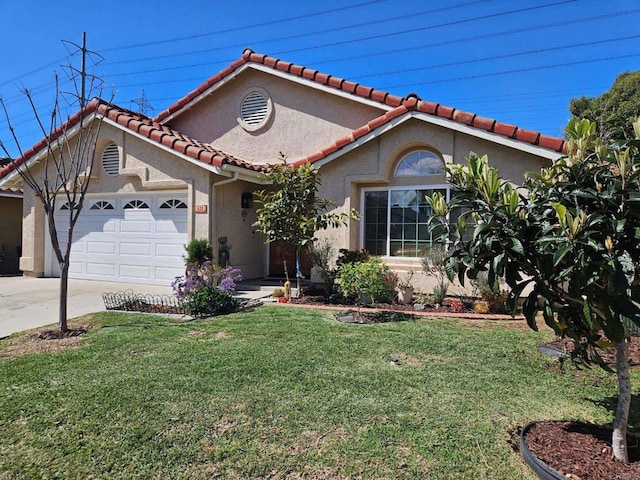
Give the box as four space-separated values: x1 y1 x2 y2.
1 329 88 358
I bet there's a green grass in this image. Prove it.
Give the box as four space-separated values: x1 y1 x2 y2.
0 307 632 479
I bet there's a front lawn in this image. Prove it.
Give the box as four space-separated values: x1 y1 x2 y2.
0 307 631 479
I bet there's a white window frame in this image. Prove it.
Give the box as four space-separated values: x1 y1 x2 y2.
360 184 450 258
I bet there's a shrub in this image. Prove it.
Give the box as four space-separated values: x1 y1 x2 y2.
272 288 285 298
432 283 448 305
422 245 450 304
472 272 510 314
338 257 393 304
336 248 370 268
473 301 490 314
182 285 240 317
184 238 214 266
308 240 337 297
172 261 242 317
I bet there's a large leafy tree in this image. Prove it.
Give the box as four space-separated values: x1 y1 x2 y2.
570 70 640 141
428 118 640 462
253 158 358 296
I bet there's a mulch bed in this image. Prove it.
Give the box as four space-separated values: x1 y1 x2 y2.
524 421 640 479
529 338 640 478
35 328 88 340
289 289 471 314
543 336 640 365
334 309 417 324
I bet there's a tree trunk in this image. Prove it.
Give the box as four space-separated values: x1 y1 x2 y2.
295 250 302 298
59 262 69 333
613 337 631 463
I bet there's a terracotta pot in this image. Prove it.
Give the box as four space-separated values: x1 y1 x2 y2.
397 286 414 305
520 422 565 480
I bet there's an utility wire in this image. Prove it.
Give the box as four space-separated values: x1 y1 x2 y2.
103 0 494 67
100 0 392 52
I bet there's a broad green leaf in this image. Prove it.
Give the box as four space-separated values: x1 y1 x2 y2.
553 244 572 267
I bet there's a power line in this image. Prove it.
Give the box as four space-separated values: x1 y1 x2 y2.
100 0 392 52
385 52 640 90
103 0 494 67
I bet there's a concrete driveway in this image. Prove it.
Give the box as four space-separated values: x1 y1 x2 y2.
0 276 173 338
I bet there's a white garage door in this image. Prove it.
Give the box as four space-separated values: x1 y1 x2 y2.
50 194 188 286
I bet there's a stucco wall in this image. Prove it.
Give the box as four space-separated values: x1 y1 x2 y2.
213 179 266 279
0 196 22 274
170 68 385 164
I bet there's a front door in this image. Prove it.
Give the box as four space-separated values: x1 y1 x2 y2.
268 241 312 278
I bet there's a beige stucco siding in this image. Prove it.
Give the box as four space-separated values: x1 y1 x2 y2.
170 69 386 164
0 196 22 273
213 180 266 279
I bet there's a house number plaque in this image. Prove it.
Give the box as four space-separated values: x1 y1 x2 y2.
194 204 208 214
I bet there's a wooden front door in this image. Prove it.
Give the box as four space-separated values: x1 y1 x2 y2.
268 241 312 278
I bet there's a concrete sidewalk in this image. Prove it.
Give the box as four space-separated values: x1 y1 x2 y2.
0 276 279 339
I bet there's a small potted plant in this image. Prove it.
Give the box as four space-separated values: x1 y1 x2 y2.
396 269 415 304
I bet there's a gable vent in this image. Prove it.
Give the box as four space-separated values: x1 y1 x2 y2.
239 90 272 131
101 143 120 176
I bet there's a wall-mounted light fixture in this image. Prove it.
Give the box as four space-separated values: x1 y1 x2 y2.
241 192 253 209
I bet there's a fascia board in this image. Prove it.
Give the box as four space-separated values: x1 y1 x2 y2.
312 114 412 169
412 112 564 161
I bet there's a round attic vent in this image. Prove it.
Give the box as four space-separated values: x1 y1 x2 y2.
101 143 120 176
238 89 272 131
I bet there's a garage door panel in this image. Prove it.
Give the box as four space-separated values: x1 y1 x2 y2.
156 220 187 234
120 242 152 256
155 267 182 282
69 262 83 275
119 264 152 279
121 220 153 233
86 262 117 277
87 241 116 254
156 243 183 257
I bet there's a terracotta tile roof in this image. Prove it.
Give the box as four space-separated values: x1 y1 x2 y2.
155 49 567 157
0 100 264 181
97 103 264 172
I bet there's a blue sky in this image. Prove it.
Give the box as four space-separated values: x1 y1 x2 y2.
1 0 639 157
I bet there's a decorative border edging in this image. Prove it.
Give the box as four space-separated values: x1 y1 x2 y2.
520 422 565 480
102 290 186 315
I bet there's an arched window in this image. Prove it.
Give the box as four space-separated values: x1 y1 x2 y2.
395 150 443 177
90 200 115 210
159 199 187 209
123 200 149 210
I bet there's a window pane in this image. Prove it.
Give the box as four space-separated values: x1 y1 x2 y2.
395 151 444 176
364 191 387 256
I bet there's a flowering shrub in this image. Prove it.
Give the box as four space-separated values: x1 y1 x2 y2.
338 257 393 304
449 300 464 313
172 262 242 300
172 261 242 317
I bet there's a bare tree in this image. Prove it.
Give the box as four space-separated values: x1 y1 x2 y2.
0 33 108 333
